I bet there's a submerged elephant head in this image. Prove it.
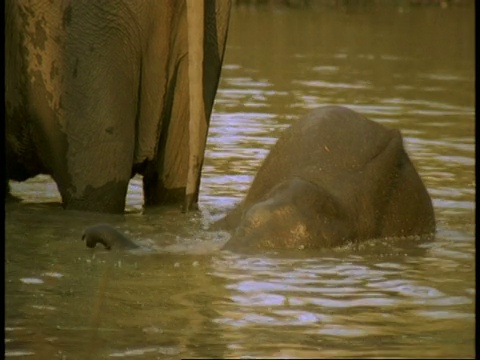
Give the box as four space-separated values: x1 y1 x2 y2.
223 177 353 252
217 106 436 252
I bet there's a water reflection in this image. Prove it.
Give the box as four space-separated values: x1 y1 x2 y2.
210 246 474 358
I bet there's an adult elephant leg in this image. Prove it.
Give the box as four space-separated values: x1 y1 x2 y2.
143 0 231 209
5 1 71 202
143 0 206 211
142 57 192 208
60 1 140 213
185 0 206 212
184 0 230 211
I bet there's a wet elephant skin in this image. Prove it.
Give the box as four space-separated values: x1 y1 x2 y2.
216 106 436 252
5 0 231 213
82 224 139 250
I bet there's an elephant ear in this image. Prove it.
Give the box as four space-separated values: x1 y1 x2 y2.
348 127 407 239
377 144 436 238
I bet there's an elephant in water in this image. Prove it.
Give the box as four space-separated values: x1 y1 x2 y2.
5 0 231 213
82 106 435 253
216 105 436 252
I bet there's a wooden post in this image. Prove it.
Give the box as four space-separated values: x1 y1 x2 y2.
185 0 206 212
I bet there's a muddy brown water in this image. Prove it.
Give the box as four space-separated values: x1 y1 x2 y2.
5 5 474 359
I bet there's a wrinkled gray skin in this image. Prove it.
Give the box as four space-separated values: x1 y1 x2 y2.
215 106 436 252
82 224 138 250
5 0 231 213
